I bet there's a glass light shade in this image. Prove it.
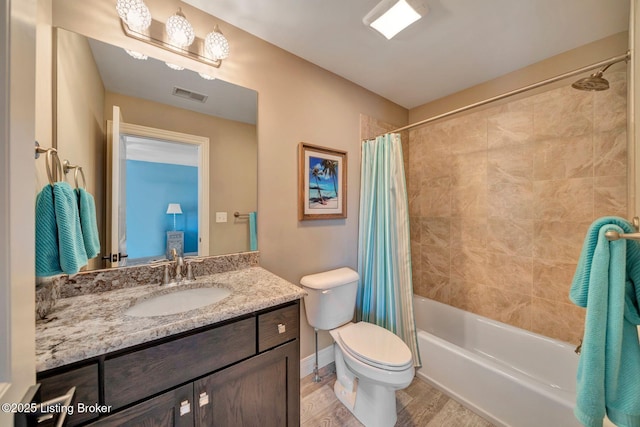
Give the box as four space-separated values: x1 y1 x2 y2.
165 62 184 71
124 49 148 60
116 0 152 32
166 8 195 48
198 72 216 81
205 26 230 60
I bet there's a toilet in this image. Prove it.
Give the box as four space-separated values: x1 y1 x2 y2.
301 267 414 427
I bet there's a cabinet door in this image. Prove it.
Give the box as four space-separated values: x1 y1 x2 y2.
86 384 193 427
195 340 300 427
38 363 99 426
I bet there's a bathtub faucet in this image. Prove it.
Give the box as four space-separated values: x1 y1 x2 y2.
574 339 582 355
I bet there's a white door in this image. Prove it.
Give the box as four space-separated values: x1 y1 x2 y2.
106 105 125 267
107 107 210 265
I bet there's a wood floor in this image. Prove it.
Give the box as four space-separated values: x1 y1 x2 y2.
301 365 495 427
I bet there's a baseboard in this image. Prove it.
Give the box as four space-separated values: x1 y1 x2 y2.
300 344 334 377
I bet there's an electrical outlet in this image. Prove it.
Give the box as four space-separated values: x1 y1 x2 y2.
215 212 227 223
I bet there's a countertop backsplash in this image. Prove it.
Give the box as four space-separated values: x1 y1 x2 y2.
35 252 260 319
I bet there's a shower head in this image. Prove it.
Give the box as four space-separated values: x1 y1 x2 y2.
571 64 613 91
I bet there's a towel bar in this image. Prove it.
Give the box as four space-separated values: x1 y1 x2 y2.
605 230 640 241
63 160 87 190
605 217 640 241
35 142 63 186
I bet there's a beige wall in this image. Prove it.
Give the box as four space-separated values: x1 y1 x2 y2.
410 32 629 123
105 92 258 255
407 70 627 344
50 0 408 359
56 28 106 270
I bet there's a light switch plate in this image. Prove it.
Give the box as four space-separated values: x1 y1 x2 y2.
216 212 227 223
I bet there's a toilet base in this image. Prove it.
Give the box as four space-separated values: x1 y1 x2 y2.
333 378 398 427
333 344 400 427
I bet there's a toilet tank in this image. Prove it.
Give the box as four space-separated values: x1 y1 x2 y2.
300 267 359 330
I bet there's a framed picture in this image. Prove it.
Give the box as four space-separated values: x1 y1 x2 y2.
298 142 347 220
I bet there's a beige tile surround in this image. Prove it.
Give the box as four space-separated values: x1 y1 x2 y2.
362 71 627 344
405 71 627 344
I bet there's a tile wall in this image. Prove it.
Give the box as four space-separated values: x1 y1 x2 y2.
407 71 627 343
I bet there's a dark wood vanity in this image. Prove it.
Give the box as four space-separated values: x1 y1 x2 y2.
37 301 300 427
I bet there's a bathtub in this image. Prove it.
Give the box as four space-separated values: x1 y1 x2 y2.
413 296 582 427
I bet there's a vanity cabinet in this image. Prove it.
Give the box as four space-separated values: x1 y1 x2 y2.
36 300 300 427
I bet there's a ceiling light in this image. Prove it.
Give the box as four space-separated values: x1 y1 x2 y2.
124 49 148 60
198 72 216 81
205 25 230 61
116 0 152 32
165 8 195 48
165 62 184 71
363 0 427 40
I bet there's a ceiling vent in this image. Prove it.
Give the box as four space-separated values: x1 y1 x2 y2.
172 86 208 103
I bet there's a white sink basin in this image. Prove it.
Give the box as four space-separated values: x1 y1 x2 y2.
125 287 231 317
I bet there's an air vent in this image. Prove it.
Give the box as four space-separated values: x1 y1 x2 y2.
172 86 208 103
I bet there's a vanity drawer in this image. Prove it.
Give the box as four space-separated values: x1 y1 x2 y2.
104 317 256 410
258 303 299 352
38 363 99 427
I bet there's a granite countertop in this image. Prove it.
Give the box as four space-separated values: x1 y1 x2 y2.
36 266 306 372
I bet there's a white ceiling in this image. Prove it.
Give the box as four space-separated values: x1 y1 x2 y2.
184 0 630 109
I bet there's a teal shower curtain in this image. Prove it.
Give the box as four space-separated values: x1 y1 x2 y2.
356 133 421 367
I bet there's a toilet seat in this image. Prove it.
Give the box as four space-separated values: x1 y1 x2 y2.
334 322 413 371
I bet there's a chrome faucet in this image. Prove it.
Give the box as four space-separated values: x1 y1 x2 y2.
171 248 184 283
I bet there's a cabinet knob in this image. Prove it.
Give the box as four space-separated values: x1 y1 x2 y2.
180 400 191 416
199 392 210 407
278 323 286 334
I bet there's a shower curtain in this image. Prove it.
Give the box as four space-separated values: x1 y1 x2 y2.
357 133 421 367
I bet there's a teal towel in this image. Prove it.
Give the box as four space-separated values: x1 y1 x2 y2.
570 216 640 427
35 185 62 276
75 188 100 259
249 211 257 251
35 182 88 276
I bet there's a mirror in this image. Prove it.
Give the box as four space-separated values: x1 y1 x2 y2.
53 27 258 272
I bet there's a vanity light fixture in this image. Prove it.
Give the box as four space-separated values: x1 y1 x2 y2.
363 0 427 40
125 49 148 60
205 25 230 61
165 8 195 48
116 0 152 32
166 62 185 71
117 2 229 69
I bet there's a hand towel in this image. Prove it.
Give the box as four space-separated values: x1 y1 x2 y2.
35 182 88 276
249 211 257 251
570 216 640 427
75 187 100 259
35 185 63 276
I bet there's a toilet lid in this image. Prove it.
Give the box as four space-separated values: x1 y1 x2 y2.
337 322 413 370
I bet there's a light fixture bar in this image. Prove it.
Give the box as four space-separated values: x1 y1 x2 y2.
120 18 222 68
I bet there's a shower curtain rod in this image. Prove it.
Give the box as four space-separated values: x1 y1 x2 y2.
381 51 631 137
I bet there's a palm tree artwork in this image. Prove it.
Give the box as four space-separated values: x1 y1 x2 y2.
311 163 326 205
308 155 339 208
321 159 338 198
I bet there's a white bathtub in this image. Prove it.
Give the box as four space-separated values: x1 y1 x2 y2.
413 296 582 427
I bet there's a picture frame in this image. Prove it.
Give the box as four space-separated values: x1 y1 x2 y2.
298 142 347 220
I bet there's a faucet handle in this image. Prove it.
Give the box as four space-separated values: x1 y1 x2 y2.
184 257 204 281
149 261 172 285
